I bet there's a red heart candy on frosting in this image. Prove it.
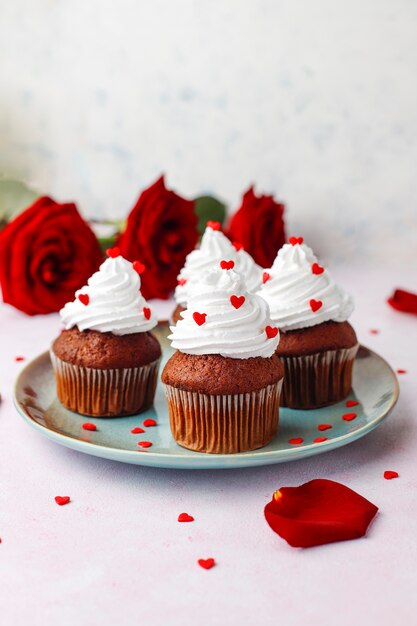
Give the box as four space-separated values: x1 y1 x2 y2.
207 220 221 231
143 307 151 320
232 241 244 251
78 294 89 306
193 312 207 326
312 263 325 275
289 236 304 246
230 295 245 309
178 513 194 522
262 272 271 284
310 299 323 313
220 260 234 270
265 326 279 339
55 496 70 506
198 558 215 570
177 278 187 286
106 247 120 258
133 260 146 274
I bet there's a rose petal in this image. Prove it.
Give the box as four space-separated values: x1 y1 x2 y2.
264 479 378 548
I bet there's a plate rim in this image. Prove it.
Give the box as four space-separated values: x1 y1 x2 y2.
13 346 400 468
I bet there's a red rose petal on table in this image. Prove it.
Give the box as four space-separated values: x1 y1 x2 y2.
262 272 271 284
82 423 97 431
143 419 157 427
193 312 207 326
78 294 89 306
106 246 120 258
310 299 323 313
264 479 378 548
318 424 332 431
143 307 151 320
177 278 187 286
230 295 245 309
313 437 328 444
207 221 221 231
384 470 399 480
232 241 244 251
178 513 194 523
397 369 407 374
220 259 234 270
198 558 215 570
346 400 359 407
387 288 417 315
133 260 146 275
342 412 357 421
289 236 304 246
131 427 145 434
265 326 279 339
138 441 152 448
311 262 324 275
15 356 25 362
55 496 70 506
289 437 303 445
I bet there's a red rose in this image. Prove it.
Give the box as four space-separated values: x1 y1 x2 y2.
0 196 102 315
226 186 286 268
118 176 198 299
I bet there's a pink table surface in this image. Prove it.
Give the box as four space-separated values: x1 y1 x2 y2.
1 265 416 626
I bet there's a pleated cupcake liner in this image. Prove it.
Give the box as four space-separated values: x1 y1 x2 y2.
280 344 359 409
51 352 161 417
164 380 283 454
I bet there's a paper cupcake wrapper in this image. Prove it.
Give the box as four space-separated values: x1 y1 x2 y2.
280 344 359 409
51 352 161 417
164 380 283 454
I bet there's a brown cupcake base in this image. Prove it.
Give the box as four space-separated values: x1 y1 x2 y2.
51 353 161 417
164 381 283 454
280 345 359 409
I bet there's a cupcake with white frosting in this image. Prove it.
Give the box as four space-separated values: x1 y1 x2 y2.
163 264 284 453
172 222 262 323
258 237 358 408
51 247 162 417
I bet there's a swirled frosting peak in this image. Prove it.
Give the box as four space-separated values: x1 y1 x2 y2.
175 225 262 305
169 267 279 359
258 241 354 331
60 255 157 334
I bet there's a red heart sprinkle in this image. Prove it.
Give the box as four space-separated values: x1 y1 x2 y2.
198 558 215 570
342 412 357 421
262 272 271 284
178 513 194 523
313 437 328 444
318 424 332 431
265 326 279 339
310 299 323 313
220 260 234 270
289 437 303 445
78 294 89 306
232 241 244 251
370 329 379 335
82 423 97 431
143 419 157 427
397 369 407 374
15 356 25 362
384 470 399 480
133 260 146 274
346 400 359 407
143 307 151 320
312 263 324 275
193 312 207 326
131 427 145 434
177 278 187 286
230 295 245 309
207 221 221 231
106 246 120 258
138 441 152 448
289 236 304 246
55 496 70 506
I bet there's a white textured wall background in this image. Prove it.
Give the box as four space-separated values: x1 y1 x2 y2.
1 0 416 265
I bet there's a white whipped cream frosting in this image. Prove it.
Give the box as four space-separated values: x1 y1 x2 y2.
169 268 279 359
174 226 262 305
258 242 354 331
60 256 157 335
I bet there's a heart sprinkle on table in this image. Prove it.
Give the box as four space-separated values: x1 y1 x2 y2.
384 470 399 480
318 424 332 431
55 496 71 506
346 400 359 407
143 419 157 427
370 329 380 334
313 437 328 444
15 356 25 362
198 558 215 570
178 513 194 523
138 441 152 448
82 423 97 431
131 427 145 434
397 369 407 374
342 412 357 421
288 437 303 445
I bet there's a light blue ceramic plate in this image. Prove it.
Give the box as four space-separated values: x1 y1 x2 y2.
14 323 399 469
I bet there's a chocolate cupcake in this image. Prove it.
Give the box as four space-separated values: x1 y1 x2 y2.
51 248 161 417
173 222 262 323
163 265 284 453
258 238 358 409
